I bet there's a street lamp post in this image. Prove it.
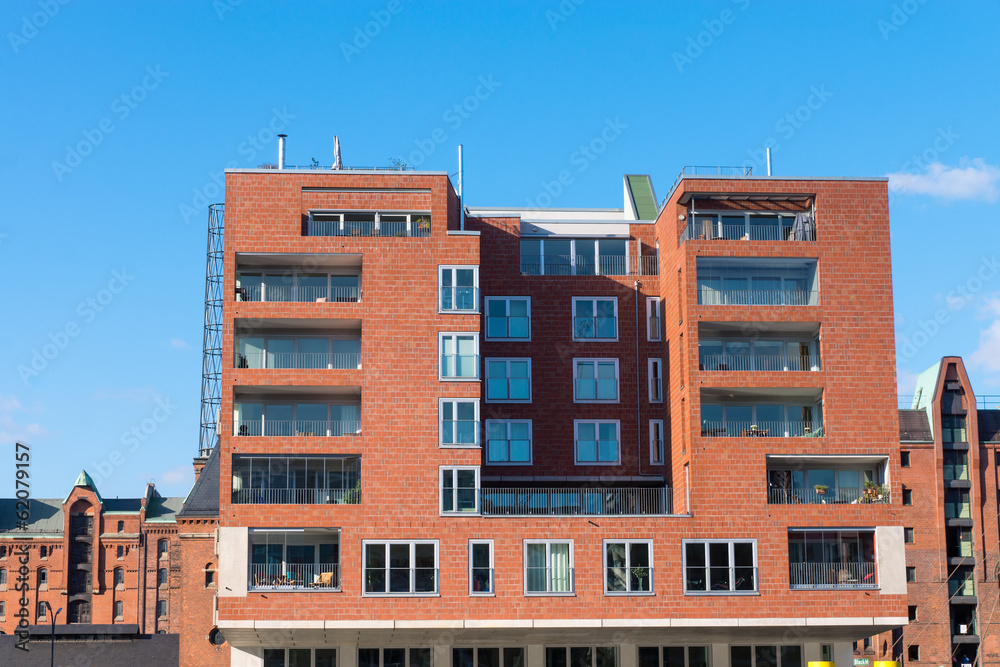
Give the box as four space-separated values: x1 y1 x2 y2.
48 603 62 667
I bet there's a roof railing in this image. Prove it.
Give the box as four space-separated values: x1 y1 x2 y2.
660 165 754 210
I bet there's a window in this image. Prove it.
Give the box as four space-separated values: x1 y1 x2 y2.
156 600 167 619
205 563 217 588
649 420 664 465
605 541 653 594
234 401 362 437
40 545 48 559
730 646 801 667
118 520 125 532
359 648 429 667
683 540 757 593
440 399 480 447
0 568 6 590
37 568 47 591
908 605 917 621
520 237 630 276
788 530 876 589
545 647 616 667
37 601 47 621
69 570 90 595
638 647 709 667
249 530 341 591
486 358 531 402
441 467 480 514
942 415 967 442
266 649 338 667
308 210 430 237
0 545 6 558
116 545 124 560
699 337 820 372
820 646 832 662
648 358 663 402
440 266 479 312
115 567 125 590
0 600 5 619
114 600 123 620
455 648 524 667
485 297 530 340
469 541 494 595
906 566 916 582
696 257 817 306
908 646 919 661
440 333 480 380
237 269 362 302
235 335 362 371
486 420 532 464
701 402 823 438
232 455 361 505
573 359 618 402
158 539 169 559
68 600 91 624
687 210 807 241
902 488 912 505
524 540 574 594
904 527 914 543
575 420 620 464
900 451 910 467
572 297 618 341
363 541 438 595
158 568 168 588
646 298 661 341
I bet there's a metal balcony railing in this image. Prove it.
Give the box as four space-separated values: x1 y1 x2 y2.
235 352 361 370
701 421 824 438
364 568 438 594
232 487 361 505
440 286 480 312
699 354 821 372
307 219 431 237
525 566 575 594
768 488 889 505
235 419 361 437
663 166 754 206
698 289 817 306
236 284 361 303
788 562 877 589
605 566 654 593
481 487 672 516
681 221 815 243
520 255 659 277
249 563 340 590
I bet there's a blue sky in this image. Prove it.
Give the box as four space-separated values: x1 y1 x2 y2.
2 0 998 499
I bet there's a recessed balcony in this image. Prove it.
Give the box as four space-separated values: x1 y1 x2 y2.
248 529 340 591
235 335 361 370
700 388 823 438
767 456 888 505
681 210 815 243
232 455 361 505
788 530 877 590
481 486 672 517
235 253 363 303
696 258 818 306
307 211 431 238
234 397 361 438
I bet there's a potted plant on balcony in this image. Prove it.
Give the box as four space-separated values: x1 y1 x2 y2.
862 481 886 502
416 217 431 234
814 484 828 496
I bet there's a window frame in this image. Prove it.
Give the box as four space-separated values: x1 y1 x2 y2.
682 539 758 595
485 419 533 465
638 646 711 667
574 419 621 465
545 646 617 667
604 539 654 595
649 420 665 466
904 527 914 543
906 566 916 582
573 358 620 403
572 296 619 342
485 357 533 403
729 645 803 667
484 296 531 341
114 567 125 590
523 539 575 596
439 332 481 381
439 398 480 448
469 540 495 597
646 297 662 341
357 648 427 667
158 539 169 559
114 600 124 621
37 567 47 591
156 599 167 619
439 265 480 314
648 358 663 403
362 540 440 597
158 567 168 588
440 466 481 515
901 450 911 467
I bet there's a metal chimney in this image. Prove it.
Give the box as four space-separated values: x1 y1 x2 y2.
765 147 772 176
458 144 464 231
278 134 287 170
333 135 343 170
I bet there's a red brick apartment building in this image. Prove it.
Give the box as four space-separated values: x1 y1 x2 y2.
211 160 907 667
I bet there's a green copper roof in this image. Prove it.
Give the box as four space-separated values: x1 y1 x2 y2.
67 469 103 504
912 360 942 439
626 174 658 220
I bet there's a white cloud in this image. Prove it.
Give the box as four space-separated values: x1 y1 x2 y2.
156 465 192 487
970 319 1000 375
168 338 191 350
887 158 1000 202
0 396 51 443
978 293 1000 319
0 395 24 412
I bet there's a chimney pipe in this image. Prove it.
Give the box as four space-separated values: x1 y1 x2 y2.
278 134 287 170
458 145 465 231
765 147 772 176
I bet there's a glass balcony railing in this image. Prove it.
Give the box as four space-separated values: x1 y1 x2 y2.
788 562 877 589
520 254 658 277
481 487 672 517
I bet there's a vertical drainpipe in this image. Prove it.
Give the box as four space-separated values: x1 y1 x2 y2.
138 529 145 632
458 145 464 231
635 280 643 478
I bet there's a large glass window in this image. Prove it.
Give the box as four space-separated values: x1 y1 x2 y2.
234 402 361 437
486 420 532 464
942 415 968 442
572 298 618 340
440 266 479 312
441 467 480 514
364 541 438 595
232 455 361 505
236 336 361 370
521 237 630 276
574 359 619 402
696 258 817 306
683 540 757 594
486 359 531 402
265 649 338 667
455 648 524 667
308 210 430 237
249 529 340 591
440 333 480 380
638 647 709 667
485 297 530 340
359 648 431 667
730 646 802 667
544 647 616 667
605 541 652 594
787 530 876 589
440 399 480 447
701 403 823 437
575 421 620 464
236 271 360 302
525 541 573 594
699 338 819 372
767 460 885 504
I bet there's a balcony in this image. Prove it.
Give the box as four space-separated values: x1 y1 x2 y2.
949 577 976 598
520 254 659 277
681 212 815 244
236 272 361 303
702 390 823 438
788 530 876 590
232 455 360 505
946 489 972 520
481 487 672 516
944 451 970 481
307 211 430 238
248 528 340 591
767 456 888 505
788 562 877 589
234 402 360 437
947 527 974 559
696 258 818 306
700 350 820 372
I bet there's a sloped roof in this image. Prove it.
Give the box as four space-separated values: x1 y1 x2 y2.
146 495 185 523
979 410 1000 443
0 498 63 535
899 409 933 442
177 447 219 518
625 174 658 219
103 498 143 513
64 469 103 505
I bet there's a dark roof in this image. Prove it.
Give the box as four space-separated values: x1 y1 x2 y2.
0 632 178 666
979 410 1000 443
178 447 219 518
899 409 933 442
0 498 63 535
103 498 143 512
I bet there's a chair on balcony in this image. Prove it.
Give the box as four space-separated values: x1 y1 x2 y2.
311 571 335 588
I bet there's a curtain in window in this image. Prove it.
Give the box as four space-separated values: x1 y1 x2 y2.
551 543 570 592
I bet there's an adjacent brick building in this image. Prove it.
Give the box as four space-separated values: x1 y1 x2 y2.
210 160 908 667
